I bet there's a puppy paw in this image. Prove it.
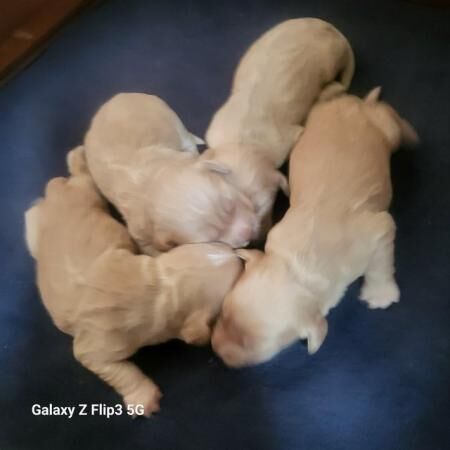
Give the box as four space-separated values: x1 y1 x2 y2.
359 279 400 309
180 323 211 346
124 381 162 418
180 311 212 346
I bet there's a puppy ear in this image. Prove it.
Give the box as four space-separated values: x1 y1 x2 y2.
198 159 232 176
235 249 264 266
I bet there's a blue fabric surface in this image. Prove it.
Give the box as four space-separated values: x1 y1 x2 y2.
0 1 449 449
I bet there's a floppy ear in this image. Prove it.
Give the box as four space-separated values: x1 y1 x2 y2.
197 159 232 176
235 249 264 267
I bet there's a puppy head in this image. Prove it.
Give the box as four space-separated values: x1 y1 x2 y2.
364 87 419 149
157 243 244 344
150 159 259 251
200 161 260 248
202 149 289 241
212 250 327 367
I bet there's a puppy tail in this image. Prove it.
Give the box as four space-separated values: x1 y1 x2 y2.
340 43 355 89
365 86 382 103
67 146 88 176
24 199 43 259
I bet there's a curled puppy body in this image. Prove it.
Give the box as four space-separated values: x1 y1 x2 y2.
203 18 355 238
85 93 258 255
212 89 418 368
25 147 243 416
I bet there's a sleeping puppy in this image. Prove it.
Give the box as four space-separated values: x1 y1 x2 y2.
203 18 355 238
85 93 258 255
25 147 243 416
212 88 418 367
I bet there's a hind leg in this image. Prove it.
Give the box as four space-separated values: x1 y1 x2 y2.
74 331 162 417
359 212 400 309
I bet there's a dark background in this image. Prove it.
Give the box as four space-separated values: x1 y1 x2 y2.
0 0 449 449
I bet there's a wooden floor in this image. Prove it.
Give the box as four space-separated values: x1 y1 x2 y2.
0 0 95 83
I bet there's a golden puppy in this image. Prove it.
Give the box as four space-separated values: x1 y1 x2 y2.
85 93 258 255
25 147 243 415
203 18 355 238
212 88 418 367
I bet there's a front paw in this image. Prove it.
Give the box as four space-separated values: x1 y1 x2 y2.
180 323 211 346
124 381 162 418
359 279 400 309
179 311 212 346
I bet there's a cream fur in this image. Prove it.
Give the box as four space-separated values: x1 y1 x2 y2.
25 147 243 415
85 93 258 255
203 18 355 239
212 91 418 368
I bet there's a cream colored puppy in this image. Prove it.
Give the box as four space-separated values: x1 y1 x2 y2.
203 18 355 237
25 147 243 415
212 88 418 367
85 93 258 255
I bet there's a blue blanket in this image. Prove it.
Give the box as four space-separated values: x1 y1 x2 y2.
0 1 449 449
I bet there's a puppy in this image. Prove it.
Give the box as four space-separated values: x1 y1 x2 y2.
203 18 355 238
212 88 418 367
25 147 243 415
85 93 258 255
